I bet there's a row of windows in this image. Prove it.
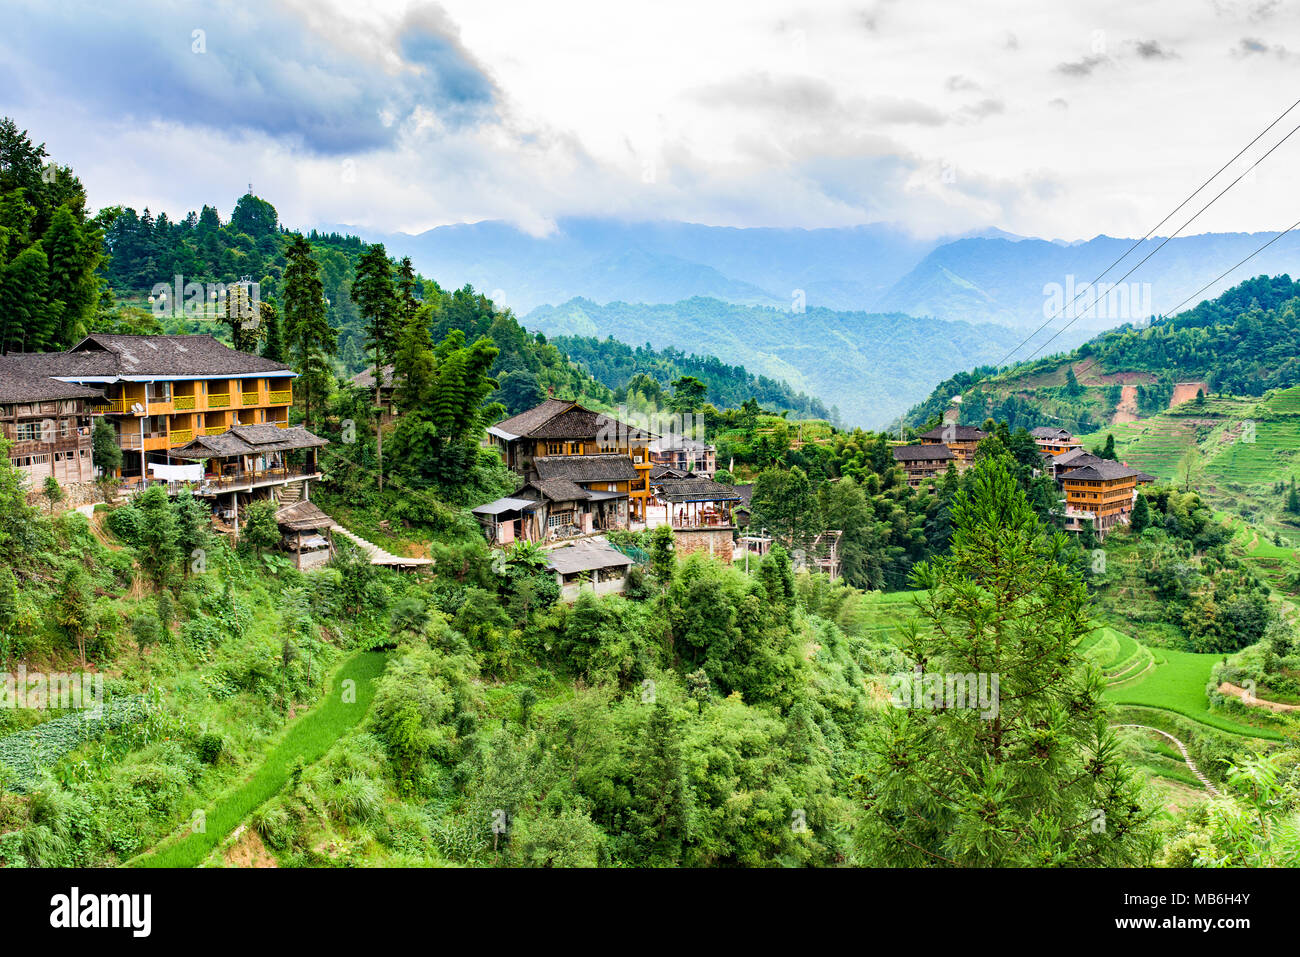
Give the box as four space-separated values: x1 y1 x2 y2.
10 449 90 467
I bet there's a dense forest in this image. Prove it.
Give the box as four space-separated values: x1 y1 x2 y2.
548 335 830 420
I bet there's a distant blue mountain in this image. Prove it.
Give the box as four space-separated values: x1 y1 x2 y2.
332 218 1300 334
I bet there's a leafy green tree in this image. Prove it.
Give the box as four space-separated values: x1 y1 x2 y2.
55 565 92 667
42 476 64 514
174 489 210 576
748 465 820 554
136 485 181 586
240 499 281 557
856 453 1155 866
1287 476 1299 515
649 524 675 585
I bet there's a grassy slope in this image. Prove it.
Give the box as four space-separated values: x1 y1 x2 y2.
132 650 387 868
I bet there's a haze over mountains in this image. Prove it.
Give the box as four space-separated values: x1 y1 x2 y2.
337 217 1300 330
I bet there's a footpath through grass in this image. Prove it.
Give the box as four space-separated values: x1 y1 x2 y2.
133 649 388 868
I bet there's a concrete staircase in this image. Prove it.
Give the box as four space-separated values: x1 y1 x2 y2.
278 481 305 505
327 523 433 569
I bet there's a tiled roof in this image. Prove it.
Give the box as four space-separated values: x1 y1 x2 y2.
352 365 394 389
526 477 590 503
533 453 640 484
545 538 633 575
275 501 333 532
920 424 986 442
1052 446 1097 466
489 399 651 441
1064 461 1141 481
171 425 327 459
893 443 954 461
0 356 106 404
1030 426 1074 440
8 334 291 379
658 478 742 503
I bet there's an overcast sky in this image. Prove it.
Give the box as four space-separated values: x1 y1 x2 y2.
4 0 1300 239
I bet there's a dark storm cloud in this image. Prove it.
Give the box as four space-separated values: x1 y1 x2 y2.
0 0 497 156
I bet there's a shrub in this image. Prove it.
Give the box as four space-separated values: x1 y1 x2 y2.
195 732 224 765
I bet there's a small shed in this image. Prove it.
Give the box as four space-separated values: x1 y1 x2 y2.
275 500 335 570
545 538 634 601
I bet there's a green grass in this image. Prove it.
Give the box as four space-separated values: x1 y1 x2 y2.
132 649 388 868
1104 647 1285 741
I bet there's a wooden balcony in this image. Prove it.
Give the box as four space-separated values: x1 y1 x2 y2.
208 393 231 408
204 425 226 436
106 396 130 414
241 391 259 406
169 429 194 445
173 395 197 411
268 390 292 404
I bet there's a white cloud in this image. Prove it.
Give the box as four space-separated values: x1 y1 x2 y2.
3 0 1300 239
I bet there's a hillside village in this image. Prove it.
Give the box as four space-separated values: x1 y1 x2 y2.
0 113 1298 876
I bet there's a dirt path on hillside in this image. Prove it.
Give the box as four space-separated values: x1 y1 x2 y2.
1219 682 1300 713
1112 384 1139 424
1171 381 1211 407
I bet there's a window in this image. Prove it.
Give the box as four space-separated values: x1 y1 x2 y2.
546 442 562 456
15 422 40 442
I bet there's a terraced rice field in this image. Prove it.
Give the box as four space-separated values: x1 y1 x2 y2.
1103 647 1285 741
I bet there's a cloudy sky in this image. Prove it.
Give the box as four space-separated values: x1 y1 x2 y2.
3 0 1299 239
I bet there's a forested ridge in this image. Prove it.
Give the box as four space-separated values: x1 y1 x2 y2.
905 275 1300 432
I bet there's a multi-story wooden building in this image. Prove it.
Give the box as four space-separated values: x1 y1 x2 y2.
893 442 955 487
919 423 986 466
1060 459 1143 538
0 355 104 491
483 399 654 524
648 434 716 477
9 334 297 486
1030 426 1082 457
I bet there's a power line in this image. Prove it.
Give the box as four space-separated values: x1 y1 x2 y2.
1162 215 1300 318
996 94 1300 367
1020 117 1300 364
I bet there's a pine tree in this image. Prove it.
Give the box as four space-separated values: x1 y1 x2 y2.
1131 492 1151 533
1287 477 1300 515
856 453 1154 866
281 235 335 429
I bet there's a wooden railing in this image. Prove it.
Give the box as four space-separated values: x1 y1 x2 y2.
107 396 130 414
241 391 259 406
198 464 316 490
173 395 196 410
208 393 230 408
268 390 292 404
169 429 193 445
204 425 226 436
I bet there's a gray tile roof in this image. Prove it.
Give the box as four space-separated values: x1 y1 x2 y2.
0 356 106 404
894 443 954 461
1063 461 1141 481
489 399 651 441
171 425 327 459
920 424 986 442
533 453 640 483
7 334 291 379
657 478 742 503
545 538 633 575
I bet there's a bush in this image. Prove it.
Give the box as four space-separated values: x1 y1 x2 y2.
195 732 224 765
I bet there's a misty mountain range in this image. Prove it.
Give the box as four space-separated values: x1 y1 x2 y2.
335 217 1300 331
